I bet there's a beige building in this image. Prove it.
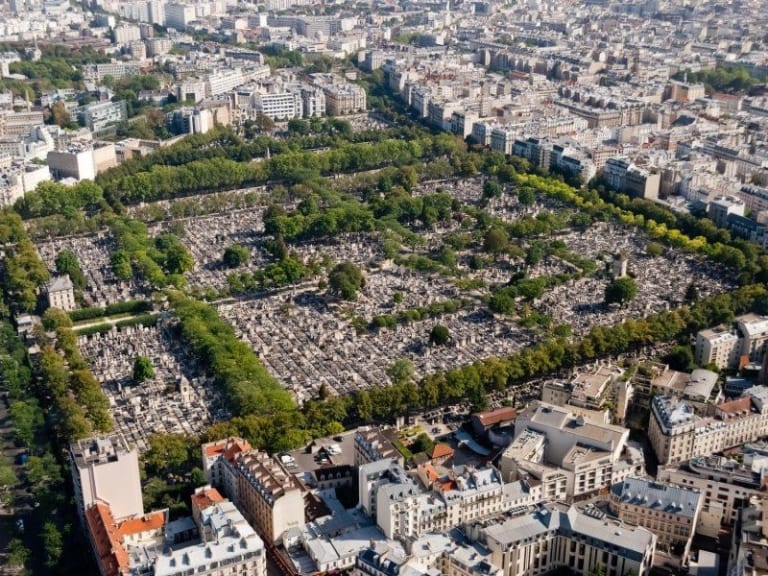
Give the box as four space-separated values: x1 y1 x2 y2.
70 435 144 524
500 402 639 500
651 388 768 466
354 427 401 467
203 438 305 544
609 477 701 563
45 274 76 311
48 142 117 181
322 83 367 115
470 502 656 576
648 396 697 465
228 449 305 543
695 313 768 370
659 455 765 536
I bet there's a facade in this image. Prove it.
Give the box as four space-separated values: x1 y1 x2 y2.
500 402 636 500
323 83 367 115
154 500 266 576
79 101 128 133
85 487 265 576
374 463 515 540
603 156 660 199
695 313 768 370
254 92 303 120
202 438 303 543
165 2 195 29
729 495 768 576
708 195 746 228
659 454 765 535
609 477 701 561
696 325 741 369
354 427 401 467
46 274 76 311
469 503 656 576
229 449 305 543
70 435 144 523
48 142 117 181
650 388 768 465
648 395 697 465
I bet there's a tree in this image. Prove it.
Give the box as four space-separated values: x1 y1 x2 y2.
646 241 664 258
49 101 73 129
133 356 154 383
253 113 275 133
483 179 502 199
604 277 638 306
387 359 414 385
410 433 434 454
517 187 536 206
287 118 310 135
55 250 87 290
429 324 450 346
484 227 509 257
41 521 63 568
7 538 29 569
0 457 17 490
223 244 250 268
666 345 695 372
328 262 365 300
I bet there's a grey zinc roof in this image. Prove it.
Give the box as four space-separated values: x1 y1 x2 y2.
482 503 654 561
46 274 73 293
612 477 701 518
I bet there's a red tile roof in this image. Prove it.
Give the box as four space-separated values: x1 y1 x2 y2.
85 504 167 576
429 443 454 460
473 406 517 427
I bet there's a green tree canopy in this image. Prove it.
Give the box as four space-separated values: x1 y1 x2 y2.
133 356 154 383
604 277 638 306
484 227 509 256
223 244 250 268
429 324 450 346
328 262 365 300
55 249 87 290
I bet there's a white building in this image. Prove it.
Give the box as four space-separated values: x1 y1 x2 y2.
500 401 638 500
254 92 303 120
70 435 144 524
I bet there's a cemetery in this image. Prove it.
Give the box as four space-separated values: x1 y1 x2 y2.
27 173 739 440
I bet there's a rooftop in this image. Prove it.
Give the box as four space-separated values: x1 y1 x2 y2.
611 477 701 518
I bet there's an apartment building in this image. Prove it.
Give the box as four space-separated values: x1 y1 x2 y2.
79 100 128 133
648 396 698 465
469 503 656 576
354 427 401 467
253 92 303 120
70 435 144 524
708 194 746 228
48 141 117 181
230 449 305 543
322 83 367 116
201 436 251 491
609 477 701 561
649 388 768 465
500 402 636 500
603 156 660 200
695 325 741 369
375 464 508 539
86 487 265 576
729 495 768 576
659 454 764 536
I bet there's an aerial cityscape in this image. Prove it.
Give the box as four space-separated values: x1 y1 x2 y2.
0 0 767 575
